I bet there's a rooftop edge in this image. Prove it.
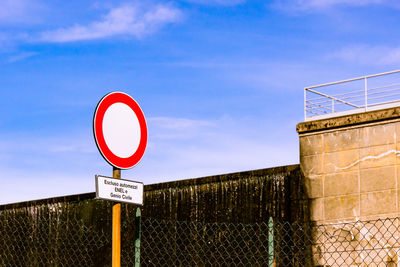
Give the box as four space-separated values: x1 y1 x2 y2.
297 106 400 134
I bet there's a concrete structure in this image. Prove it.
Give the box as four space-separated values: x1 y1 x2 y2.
298 107 400 266
298 107 400 224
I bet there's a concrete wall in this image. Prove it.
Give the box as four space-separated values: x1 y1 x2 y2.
297 107 400 224
0 165 306 223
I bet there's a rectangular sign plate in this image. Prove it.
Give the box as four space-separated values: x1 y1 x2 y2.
95 175 144 205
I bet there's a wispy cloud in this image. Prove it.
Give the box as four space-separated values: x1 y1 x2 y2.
0 171 94 205
0 0 44 24
182 0 245 6
148 116 217 140
8 51 38 62
0 115 298 203
143 115 298 181
150 116 214 130
39 3 182 43
328 44 400 65
273 0 386 12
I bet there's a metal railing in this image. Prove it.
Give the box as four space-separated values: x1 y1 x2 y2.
304 70 400 121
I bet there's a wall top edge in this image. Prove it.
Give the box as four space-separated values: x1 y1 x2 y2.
145 164 300 191
297 107 400 134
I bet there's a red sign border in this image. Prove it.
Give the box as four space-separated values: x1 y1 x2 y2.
93 92 147 169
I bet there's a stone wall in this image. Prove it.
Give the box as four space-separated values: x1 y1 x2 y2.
297 107 400 224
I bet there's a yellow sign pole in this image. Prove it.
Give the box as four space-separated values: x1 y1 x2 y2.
112 167 121 267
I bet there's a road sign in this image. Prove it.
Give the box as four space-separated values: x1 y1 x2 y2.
93 92 147 169
95 175 144 205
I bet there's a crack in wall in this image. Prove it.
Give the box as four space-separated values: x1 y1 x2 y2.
332 149 400 171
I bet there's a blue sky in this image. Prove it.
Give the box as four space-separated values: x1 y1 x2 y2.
1 0 399 204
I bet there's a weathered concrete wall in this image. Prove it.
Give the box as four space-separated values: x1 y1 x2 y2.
297 107 400 224
0 165 307 223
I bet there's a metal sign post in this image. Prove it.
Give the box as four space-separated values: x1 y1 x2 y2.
112 167 121 267
93 92 148 267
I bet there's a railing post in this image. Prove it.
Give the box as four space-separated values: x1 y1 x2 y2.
268 217 274 267
135 207 141 267
364 77 368 111
304 88 307 121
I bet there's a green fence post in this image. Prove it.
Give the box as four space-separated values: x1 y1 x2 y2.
135 207 141 267
268 217 274 267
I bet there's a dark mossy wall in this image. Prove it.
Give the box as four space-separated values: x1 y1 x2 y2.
143 165 308 223
0 164 308 223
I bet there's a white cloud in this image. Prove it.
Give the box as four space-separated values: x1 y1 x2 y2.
39 3 182 43
328 44 400 65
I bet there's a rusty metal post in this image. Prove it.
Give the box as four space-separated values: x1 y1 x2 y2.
112 167 121 267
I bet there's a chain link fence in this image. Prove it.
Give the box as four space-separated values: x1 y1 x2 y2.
313 217 400 266
138 217 276 266
1 213 400 266
0 215 111 266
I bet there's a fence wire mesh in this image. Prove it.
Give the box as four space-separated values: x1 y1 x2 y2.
1 214 400 266
138 218 275 266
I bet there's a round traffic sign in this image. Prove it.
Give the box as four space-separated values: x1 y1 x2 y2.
93 92 147 169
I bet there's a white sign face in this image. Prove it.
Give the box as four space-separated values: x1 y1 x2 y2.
102 102 141 158
95 175 144 205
